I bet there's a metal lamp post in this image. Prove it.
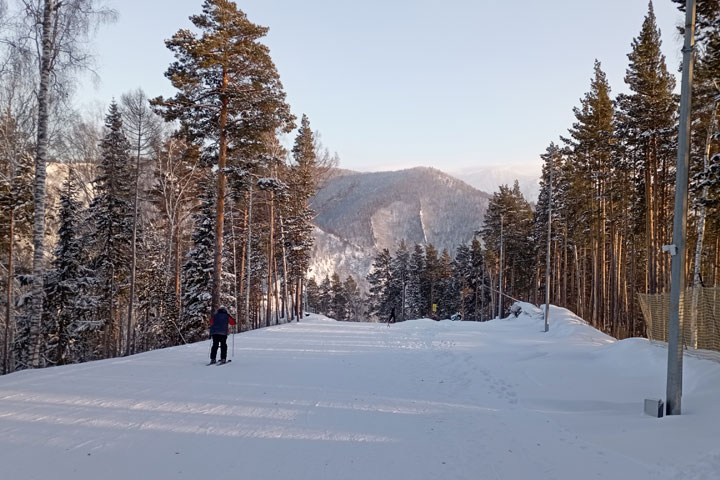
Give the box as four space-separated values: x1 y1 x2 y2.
666 0 696 416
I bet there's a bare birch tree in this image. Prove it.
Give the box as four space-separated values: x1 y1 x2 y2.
14 0 115 367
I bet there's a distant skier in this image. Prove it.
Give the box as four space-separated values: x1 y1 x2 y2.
387 306 396 326
209 306 236 364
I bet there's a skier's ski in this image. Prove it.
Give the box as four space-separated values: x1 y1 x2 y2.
206 359 232 366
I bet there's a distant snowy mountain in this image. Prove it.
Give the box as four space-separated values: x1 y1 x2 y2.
449 164 541 203
309 167 491 285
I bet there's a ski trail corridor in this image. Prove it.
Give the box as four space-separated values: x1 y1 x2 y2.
1 307 720 480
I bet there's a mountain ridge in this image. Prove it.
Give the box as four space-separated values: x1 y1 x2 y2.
309 166 491 285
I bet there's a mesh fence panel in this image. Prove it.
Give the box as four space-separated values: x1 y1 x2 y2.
638 287 720 353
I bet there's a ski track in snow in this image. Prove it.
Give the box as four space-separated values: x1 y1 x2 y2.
1 309 719 479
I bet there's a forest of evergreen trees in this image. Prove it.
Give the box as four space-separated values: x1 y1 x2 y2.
530 2 720 338
0 0 332 373
357 2 720 336
305 274 364 322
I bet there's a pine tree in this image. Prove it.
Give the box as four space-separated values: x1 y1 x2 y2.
389 240 410 321
452 243 472 321
135 232 177 351
86 102 134 358
180 171 216 343
150 135 203 330
468 236 490 320
534 144 568 311
562 60 617 329
257 175 288 326
367 249 393 320
343 275 362 321
152 0 294 313
423 244 441 318
120 88 162 356
319 275 332 315
406 244 426 318
329 272 347 320
0 112 34 373
44 170 98 365
305 277 320 313
687 8 720 291
481 182 534 312
286 114 317 319
436 248 456 319
616 3 678 296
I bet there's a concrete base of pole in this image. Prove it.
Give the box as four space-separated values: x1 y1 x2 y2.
644 398 664 418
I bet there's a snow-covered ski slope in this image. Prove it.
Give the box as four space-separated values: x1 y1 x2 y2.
2 306 720 480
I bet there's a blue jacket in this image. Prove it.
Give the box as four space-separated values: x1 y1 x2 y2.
210 308 236 335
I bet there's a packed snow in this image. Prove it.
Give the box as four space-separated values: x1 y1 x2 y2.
1 305 719 480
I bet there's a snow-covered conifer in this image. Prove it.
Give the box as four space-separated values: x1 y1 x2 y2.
367 249 393 320
44 170 99 364
389 240 410 321
85 101 134 358
180 171 216 343
406 244 426 318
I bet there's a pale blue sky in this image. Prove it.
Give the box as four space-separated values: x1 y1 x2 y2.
78 0 683 174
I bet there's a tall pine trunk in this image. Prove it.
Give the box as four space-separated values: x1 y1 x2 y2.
714 236 720 286
126 126 142 356
657 136 669 292
230 205 241 332
105 264 115 358
296 277 303 320
175 222 181 299
562 225 568 307
244 184 253 332
601 194 608 332
579 247 586 319
273 255 280 323
630 238 638 336
4 211 14 374
645 144 656 294
279 216 290 321
211 70 229 313
265 190 274 327
592 238 599 328
237 191 248 317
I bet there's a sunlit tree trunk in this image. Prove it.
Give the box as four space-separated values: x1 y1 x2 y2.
211 69 229 313
230 205 241 332
4 211 14 374
244 184 253 332
645 145 656 294
28 0 55 368
265 189 274 327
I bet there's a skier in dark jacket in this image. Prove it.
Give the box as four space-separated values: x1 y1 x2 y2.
387 306 396 326
209 307 236 364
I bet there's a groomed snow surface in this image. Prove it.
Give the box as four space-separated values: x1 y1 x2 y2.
1 305 719 480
